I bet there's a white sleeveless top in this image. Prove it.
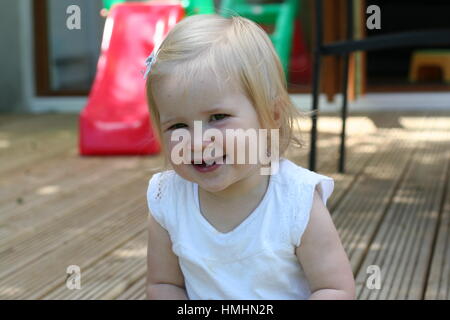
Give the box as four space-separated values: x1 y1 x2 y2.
146 157 334 300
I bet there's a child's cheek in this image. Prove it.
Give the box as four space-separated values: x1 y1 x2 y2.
162 133 189 163
214 123 246 162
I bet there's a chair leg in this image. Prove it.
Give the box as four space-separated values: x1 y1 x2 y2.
309 51 321 172
309 0 323 172
339 53 350 173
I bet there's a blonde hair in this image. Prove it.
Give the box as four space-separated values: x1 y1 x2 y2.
146 13 303 157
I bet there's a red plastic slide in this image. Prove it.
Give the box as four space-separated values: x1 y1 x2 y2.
79 2 184 155
289 19 311 85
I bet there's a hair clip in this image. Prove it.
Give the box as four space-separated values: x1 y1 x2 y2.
143 51 156 79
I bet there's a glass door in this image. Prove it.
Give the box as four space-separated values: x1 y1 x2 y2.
34 0 105 95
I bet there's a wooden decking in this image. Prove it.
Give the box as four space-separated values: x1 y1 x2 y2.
0 111 448 300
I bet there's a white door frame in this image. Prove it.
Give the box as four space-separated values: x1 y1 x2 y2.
19 0 88 113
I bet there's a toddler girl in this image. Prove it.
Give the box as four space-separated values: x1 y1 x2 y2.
145 14 355 300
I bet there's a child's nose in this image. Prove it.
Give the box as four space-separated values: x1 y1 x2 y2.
189 135 215 152
187 128 224 159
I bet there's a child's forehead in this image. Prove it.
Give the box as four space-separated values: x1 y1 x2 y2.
160 69 237 96
154 70 246 113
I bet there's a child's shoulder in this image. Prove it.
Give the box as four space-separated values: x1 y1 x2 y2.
278 158 331 186
147 169 188 202
148 169 178 184
277 158 334 204
146 169 191 229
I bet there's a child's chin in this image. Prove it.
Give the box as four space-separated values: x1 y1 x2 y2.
198 181 230 193
171 167 229 192
196 173 237 192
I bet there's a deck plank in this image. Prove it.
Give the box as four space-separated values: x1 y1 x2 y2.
0 114 40 127
332 128 417 274
355 127 449 299
42 231 147 300
0 114 75 157
424 156 450 300
0 197 147 299
0 113 69 134
0 125 76 176
0 150 115 206
0 156 158 243
0 176 151 279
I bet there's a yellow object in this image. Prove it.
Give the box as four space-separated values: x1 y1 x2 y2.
409 50 450 83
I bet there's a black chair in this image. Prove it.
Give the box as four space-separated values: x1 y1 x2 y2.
309 0 450 173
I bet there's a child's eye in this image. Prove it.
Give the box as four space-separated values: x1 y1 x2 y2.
210 114 230 122
167 123 187 130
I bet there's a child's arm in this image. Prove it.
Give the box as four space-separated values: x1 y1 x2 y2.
295 188 356 300
146 212 188 300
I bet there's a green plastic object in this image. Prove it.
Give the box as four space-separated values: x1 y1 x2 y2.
102 0 125 11
182 0 215 16
220 0 300 77
103 0 215 15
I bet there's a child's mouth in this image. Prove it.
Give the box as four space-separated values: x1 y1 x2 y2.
191 155 226 173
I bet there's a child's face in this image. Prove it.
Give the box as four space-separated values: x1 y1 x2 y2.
152 70 266 193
